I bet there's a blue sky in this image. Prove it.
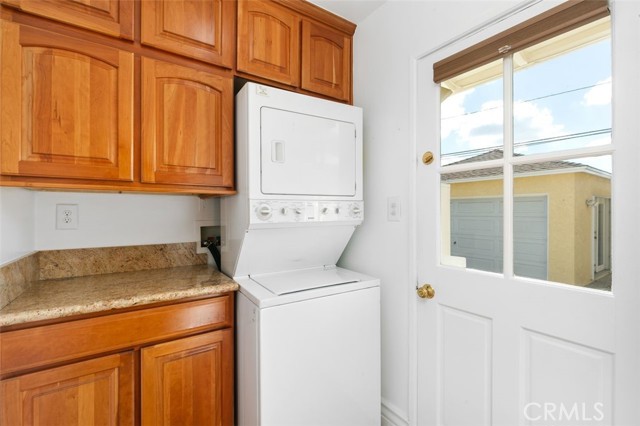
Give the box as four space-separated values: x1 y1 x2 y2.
441 38 612 171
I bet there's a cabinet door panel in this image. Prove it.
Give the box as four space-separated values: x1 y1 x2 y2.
141 330 233 426
0 352 134 426
301 20 351 101
237 0 300 86
2 0 133 39
0 21 134 181
141 58 233 187
141 0 234 67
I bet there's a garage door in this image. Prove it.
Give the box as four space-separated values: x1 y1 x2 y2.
451 196 547 280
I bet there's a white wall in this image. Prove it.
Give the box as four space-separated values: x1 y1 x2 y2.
0 188 36 265
34 192 219 250
0 187 219 263
338 1 524 424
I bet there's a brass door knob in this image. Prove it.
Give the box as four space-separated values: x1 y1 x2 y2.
422 151 434 165
417 284 435 299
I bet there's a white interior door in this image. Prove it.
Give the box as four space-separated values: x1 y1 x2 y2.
414 2 640 425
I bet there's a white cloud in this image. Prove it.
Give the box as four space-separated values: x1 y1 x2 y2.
441 91 503 150
514 101 564 141
440 89 472 139
583 77 611 106
442 92 565 154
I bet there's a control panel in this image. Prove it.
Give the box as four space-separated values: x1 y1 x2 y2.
250 200 364 225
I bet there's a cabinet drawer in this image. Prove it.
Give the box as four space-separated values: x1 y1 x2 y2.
0 295 233 377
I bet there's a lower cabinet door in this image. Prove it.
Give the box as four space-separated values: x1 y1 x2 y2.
0 352 135 426
141 329 234 425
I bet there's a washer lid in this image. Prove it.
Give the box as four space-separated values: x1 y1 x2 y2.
251 267 362 295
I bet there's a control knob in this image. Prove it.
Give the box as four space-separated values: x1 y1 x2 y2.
255 204 272 220
350 204 362 217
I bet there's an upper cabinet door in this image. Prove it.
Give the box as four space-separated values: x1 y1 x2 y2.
1 0 133 39
0 21 134 181
237 0 300 86
301 20 352 102
141 0 235 67
141 58 233 188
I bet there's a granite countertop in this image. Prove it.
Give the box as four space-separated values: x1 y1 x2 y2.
0 265 239 327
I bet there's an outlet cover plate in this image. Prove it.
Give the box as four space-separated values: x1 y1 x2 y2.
195 220 216 254
56 204 79 230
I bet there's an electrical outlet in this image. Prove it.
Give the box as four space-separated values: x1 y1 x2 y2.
56 204 79 230
195 220 216 254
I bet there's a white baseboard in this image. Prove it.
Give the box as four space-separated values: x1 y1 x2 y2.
382 399 409 426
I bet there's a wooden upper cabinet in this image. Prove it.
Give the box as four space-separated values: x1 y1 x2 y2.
141 0 235 67
141 330 234 426
0 352 134 426
141 58 233 188
1 0 133 39
237 0 300 86
0 21 134 181
301 19 352 102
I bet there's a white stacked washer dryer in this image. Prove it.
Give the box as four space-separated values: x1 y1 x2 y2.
221 82 380 426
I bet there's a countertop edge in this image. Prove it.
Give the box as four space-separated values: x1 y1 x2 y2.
0 284 239 328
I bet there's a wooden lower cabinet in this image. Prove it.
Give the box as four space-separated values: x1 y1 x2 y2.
0 296 235 426
141 329 234 425
0 352 135 425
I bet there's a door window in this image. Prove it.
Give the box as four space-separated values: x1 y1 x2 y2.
439 17 612 291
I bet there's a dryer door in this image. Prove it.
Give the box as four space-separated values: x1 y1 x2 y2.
260 107 357 196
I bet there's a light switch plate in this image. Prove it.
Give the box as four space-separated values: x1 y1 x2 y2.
388 197 401 222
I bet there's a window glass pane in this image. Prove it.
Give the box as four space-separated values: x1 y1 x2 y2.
513 17 611 156
441 59 503 165
513 155 611 292
441 173 504 274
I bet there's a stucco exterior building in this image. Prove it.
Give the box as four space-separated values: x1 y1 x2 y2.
442 150 611 286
